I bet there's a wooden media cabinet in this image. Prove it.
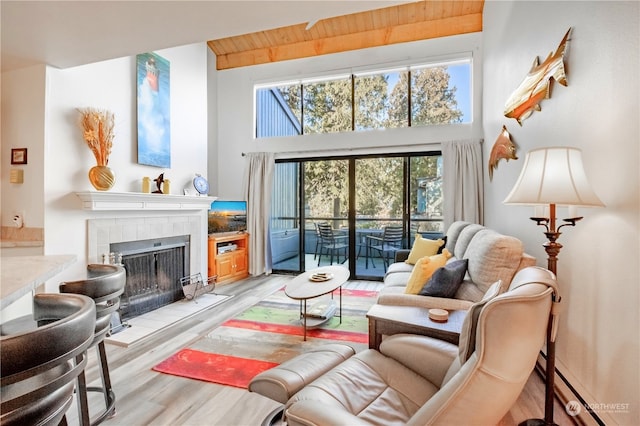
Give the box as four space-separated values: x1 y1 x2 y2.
208 232 249 285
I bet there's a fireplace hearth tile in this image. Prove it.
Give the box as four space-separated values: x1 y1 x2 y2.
106 293 233 347
141 310 185 324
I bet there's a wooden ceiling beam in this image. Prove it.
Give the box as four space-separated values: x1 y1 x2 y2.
211 13 482 70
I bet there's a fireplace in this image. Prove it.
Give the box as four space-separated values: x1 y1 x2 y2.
87 214 208 321
111 235 190 321
79 192 216 320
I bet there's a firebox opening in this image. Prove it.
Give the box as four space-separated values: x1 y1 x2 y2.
111 235 190 321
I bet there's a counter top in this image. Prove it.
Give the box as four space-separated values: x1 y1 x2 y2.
1 240 44 248
0 254 77 309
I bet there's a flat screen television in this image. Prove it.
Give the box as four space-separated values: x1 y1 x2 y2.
208 200 247 234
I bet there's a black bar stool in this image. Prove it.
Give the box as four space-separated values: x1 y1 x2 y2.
1 293 96 426
59 264 126 426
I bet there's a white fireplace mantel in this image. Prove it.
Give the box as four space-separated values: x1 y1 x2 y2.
75 191 217 211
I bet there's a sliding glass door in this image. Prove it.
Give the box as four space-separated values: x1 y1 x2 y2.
269 159 351 273
269 162 301 271
304 159 350 270
409 155 444 237
270 152 443 280
354 157 404 277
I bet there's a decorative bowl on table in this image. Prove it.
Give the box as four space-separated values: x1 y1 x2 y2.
309 272 333 282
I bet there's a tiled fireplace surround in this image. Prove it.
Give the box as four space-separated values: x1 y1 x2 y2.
88 214 201 272
78 192 216 283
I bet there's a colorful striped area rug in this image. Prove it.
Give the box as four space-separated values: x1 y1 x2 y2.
152 286 377 388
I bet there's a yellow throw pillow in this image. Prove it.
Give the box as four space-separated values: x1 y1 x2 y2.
405 249 452 294
405 235 445 265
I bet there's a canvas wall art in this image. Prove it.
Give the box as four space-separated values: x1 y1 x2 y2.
137 52 171 167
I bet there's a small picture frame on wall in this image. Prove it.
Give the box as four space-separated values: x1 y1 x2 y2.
11 148 27 165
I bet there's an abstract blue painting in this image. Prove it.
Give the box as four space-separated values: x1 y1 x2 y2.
136 52 171 168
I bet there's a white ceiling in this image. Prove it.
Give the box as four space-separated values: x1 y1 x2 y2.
1 0 407 72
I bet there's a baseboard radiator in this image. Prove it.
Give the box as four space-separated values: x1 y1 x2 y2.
536 353 607 426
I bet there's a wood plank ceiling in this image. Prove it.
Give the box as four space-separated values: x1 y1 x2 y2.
208 0 484 70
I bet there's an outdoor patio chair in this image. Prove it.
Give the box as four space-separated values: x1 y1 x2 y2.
313 221 328 260
366 224 404 272
317 222 348 266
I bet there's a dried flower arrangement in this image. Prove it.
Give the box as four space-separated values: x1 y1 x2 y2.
78 108 114 166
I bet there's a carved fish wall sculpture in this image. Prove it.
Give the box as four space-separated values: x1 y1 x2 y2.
504 28 572 125
488 125 517 181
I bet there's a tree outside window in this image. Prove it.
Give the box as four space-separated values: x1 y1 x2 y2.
256 58 471 138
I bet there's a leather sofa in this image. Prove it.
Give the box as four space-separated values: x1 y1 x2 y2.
377 221 536 310
252 266 559 426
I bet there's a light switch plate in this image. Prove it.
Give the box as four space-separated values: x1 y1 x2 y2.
9 169 24 183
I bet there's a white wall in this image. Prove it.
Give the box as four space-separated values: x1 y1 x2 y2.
207 50 219 197
215 33 484 200
1 42 211 286
1 65 47 229
483 1 639 423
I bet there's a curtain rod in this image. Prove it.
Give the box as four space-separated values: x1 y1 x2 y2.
241 142 447 157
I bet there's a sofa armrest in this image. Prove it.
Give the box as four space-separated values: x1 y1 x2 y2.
519 253 537 270
395 249 410 263
286 401 371 426
377 293 474 311
380 334 458 387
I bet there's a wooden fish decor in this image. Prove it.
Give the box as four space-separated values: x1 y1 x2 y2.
488 125 517 181
504 28 572 125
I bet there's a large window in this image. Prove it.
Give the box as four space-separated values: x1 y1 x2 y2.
304 76 352 134
255 59 471 138
354 69 407 130
269 152 443 280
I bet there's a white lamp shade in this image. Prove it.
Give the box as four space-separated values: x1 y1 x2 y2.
504 147 604 207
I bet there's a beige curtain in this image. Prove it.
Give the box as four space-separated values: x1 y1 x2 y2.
442 139 484 228
242 152 275 276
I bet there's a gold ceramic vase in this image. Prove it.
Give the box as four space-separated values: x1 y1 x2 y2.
88 165 115 191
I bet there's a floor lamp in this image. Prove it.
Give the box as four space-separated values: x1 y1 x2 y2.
503 147 604 426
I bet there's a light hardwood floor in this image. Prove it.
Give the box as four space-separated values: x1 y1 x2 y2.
70 274 578 426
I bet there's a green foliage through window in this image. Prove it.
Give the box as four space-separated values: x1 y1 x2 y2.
255 59 471 138
271 153 443 234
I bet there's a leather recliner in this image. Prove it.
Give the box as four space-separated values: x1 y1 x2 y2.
282 266 559 426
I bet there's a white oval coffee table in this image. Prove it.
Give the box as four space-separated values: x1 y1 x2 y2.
284 265 350 341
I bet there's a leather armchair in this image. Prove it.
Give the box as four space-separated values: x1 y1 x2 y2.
283 266 559 426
